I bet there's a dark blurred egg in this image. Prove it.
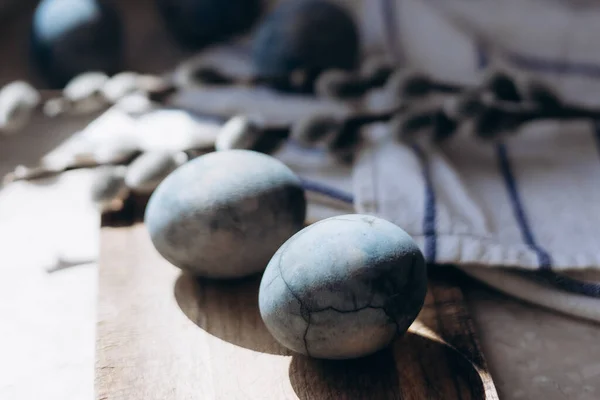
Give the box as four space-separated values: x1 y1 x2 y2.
252 0 359 92
156 0 262 49
30 0 124 88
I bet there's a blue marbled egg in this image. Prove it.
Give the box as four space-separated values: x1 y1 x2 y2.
30 0 123 88
252 0 359 91
259 214 427 359
145 150 306 278
156 0 261 49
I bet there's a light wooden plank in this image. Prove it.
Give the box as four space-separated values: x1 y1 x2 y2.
96 223 498 400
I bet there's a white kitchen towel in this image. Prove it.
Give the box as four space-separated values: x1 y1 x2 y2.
354 123 600 272
350 0 600 307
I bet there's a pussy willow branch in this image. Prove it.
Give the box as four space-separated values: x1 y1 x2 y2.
388 70 600 142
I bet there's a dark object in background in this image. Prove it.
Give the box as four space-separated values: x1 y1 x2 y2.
215 115 290 155
252 0 359 93
156 0 262 49
525 80 563 111
485 72 522 103
30 0 124 88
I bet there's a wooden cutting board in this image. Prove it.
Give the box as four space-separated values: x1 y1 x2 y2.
96 206 499 400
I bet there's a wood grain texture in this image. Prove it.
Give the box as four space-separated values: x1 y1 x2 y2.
96 222 498 400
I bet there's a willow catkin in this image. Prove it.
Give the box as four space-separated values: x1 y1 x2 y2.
62 72 110 114
101 72 140 103
125 151 188 193
291 113 342 146
0 81 41 135
215 115 264 152
315 69 367 100
91 165 129 211
360 56 394 88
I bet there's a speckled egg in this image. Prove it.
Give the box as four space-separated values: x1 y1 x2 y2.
259 214 427 360
252 0 359 91
30 0 123 88
145 150 307 278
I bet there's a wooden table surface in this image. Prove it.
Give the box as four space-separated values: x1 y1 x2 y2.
96 222 498 400
4 136 600 400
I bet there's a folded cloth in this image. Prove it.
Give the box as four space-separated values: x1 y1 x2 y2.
460 266 600 323
354 123 600 272
353 0 600 319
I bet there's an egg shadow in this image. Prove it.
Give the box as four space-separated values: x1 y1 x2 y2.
174 268 488 399
173 272 291 355
419 265 489 372
101 192 151 227
288 331 486 400
289 348 401 400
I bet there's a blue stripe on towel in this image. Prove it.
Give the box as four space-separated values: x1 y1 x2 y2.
412 145 438 263
380 0 403 63
506 51 600 79
477 47 553 268
477 42 600 79
300 178 354 205
536 272 600 298
496 144 553 269
595 121 600 160
495 140 600 297
380 0 438 263
476 43 489 70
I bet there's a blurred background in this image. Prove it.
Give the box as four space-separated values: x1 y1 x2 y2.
0 0 363 87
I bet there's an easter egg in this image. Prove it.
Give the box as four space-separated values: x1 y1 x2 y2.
30 0 123 88
252 0 359 91
259 214 427 359
145 150 306 278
